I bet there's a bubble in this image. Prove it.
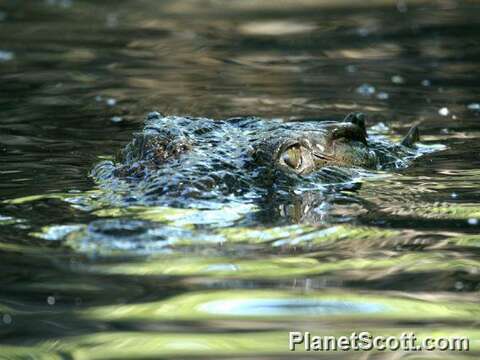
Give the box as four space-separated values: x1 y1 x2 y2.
376 92 389 100
391 75 405 84
95 95 103 102
438 107 449 116
356 84 375 96
421 79 431 87
47 296 56 305
454 281 464 290
106 98 117 107
111 116 123 124
467 218 478 226
451 192 458 199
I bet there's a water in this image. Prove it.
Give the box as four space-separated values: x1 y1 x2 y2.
1 0 480 358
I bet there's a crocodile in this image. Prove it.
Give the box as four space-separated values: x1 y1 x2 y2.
91 111 425 208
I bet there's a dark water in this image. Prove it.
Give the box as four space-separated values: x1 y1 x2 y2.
1 0 480 358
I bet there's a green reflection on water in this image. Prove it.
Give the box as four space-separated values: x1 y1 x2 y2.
427 204 480 219
78 289 480 322
452 235 480 247
87 251 479 279
94 203 256 228
2 328 479 359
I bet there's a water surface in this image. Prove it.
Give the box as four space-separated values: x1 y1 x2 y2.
1 0 480 358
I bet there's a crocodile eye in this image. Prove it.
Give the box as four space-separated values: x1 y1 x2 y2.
282 145 303 169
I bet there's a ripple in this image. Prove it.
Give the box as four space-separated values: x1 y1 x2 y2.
2 1 480 357
80 289 480 322
199 298 385 316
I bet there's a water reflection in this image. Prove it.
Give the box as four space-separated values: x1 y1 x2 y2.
1 0 480 358
200 298 385 316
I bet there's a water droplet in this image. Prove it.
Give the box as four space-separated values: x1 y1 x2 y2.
391 75 405 84
438 107 449 116
454 281 464 290
451 192 458 199
376 92 389 100
111 116 123 124
421 79 431 87
356 84 375 96
95 95 103 102
467 103 480 111
467 218 478 226
47 296 56 305
106 98 117 107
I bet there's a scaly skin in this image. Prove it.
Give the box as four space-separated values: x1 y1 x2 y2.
91 112 421 206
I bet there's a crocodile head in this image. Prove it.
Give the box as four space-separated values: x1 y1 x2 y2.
252 113 382 175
